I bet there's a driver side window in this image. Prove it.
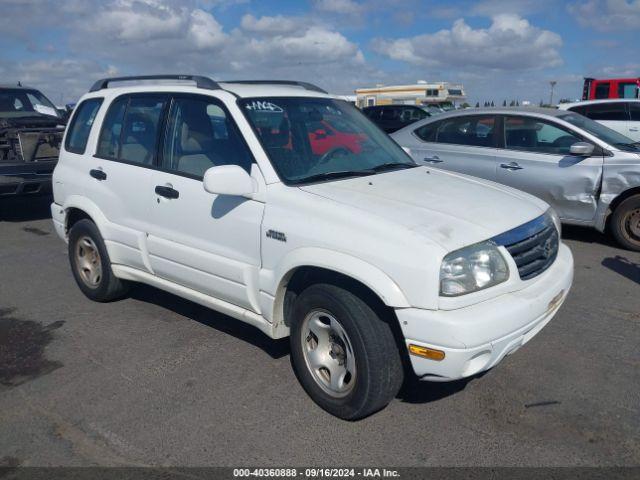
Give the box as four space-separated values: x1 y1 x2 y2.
162 96 253 178
504 116 584 155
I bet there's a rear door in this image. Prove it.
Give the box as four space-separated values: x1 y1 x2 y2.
404 114 499 181
495 115 604 222
84 94 166 271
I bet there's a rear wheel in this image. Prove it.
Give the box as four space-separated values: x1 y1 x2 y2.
68 219 130 301
289 283 403 420
611 195 640 252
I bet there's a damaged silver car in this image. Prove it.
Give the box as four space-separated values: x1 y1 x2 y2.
0 84 66 197
392 107 640 251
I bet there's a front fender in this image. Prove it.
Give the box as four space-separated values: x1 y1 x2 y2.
260 247 411 326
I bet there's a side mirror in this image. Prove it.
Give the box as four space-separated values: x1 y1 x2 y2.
569 142 594 156
203 165 256 197
314 129 327 139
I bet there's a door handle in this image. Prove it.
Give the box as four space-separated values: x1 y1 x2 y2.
500 162 523 171
424 156 443 163
89 169 107 181
155 185 180 199
630 127 639 132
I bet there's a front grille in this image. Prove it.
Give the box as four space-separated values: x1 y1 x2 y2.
492 214 559 281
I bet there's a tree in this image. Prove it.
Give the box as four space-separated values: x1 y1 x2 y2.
516 100 519 106
509 100 515 106
502 100 507 107
461 102 470 108
475 102 480 108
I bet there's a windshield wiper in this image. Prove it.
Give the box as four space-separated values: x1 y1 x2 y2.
370 162 418 172
295 170 375 184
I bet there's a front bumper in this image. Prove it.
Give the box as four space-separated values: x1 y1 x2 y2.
397 243 574 381
0 161 56 196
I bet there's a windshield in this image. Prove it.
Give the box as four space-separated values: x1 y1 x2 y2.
0 89 60 119
558 112 639 151
240 97 416 184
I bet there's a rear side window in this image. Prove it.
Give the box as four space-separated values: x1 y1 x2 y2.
618 82 638 99
594 83 610 99
65 98 103 154
586 103 629 121
399 107 427 122
431 115 496 147
120 96 166 165
414 121 439 141
630 103 640 121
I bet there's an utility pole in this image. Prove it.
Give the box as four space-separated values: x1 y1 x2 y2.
549 81 557 106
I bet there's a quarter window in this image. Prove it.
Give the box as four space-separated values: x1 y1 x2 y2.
162 96 253 178
504 116 583 155
629 103 640 121
65 98 103 154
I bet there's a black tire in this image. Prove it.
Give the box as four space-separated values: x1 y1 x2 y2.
68 219 130 302
289 283 404 420
610 195 640 252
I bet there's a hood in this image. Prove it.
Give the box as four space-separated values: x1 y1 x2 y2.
299 166 548 251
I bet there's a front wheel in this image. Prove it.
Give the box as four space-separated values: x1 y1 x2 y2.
289 283 403 420
611 195 640 252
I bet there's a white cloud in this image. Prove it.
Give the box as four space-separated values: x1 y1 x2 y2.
0 59 119 105
314 0 364 14
568 0 640 31
240 14 303 35
0 0 371 100
372 14 563 71
472 0 551 15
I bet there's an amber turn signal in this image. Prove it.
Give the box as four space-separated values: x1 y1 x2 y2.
408 344 445 361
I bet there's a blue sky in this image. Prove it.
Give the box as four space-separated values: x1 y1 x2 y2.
1 0 638 104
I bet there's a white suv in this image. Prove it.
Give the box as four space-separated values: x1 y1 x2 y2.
51 75 574 419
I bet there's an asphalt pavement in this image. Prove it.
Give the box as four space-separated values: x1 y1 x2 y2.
0 195 638 467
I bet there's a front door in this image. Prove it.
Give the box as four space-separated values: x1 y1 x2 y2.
146 94 264 312
495 115 604 223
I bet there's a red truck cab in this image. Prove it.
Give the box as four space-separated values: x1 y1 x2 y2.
583 77 640 100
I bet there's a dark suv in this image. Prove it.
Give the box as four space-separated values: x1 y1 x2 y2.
0 85 66 197
362 105 431 133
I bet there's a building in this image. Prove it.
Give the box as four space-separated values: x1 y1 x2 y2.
355 80 466 109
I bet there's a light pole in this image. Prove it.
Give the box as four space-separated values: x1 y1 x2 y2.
549 81 557 106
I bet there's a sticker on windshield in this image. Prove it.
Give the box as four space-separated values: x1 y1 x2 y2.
245 101 284 113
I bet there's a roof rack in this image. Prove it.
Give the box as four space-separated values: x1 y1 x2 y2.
89 75 220 92
223 80 328 94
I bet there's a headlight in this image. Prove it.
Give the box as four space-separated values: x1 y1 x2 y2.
547 207 562 237
440 241 509 297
